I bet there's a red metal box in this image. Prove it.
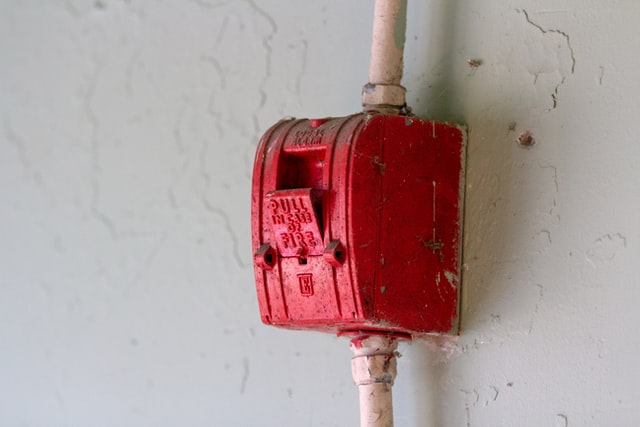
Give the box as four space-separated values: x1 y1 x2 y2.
251 112 466 336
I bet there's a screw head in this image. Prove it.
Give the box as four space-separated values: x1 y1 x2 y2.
323 240 346 267
517 130 536 148
255 244 277 270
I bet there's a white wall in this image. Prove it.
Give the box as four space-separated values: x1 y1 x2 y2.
1 1 639 426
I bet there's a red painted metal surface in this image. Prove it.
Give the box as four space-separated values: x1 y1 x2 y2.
251 112 466 336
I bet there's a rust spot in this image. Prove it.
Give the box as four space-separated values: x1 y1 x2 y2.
419 236 444 251
516 130 536 148
371 156 386 175
382 357 391 372
467 58 482 68
426 240 444 251
418 236 445 262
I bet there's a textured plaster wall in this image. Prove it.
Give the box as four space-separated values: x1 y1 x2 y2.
1 1 639 426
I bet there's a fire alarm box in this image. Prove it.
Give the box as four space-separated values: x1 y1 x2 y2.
251 112 466 337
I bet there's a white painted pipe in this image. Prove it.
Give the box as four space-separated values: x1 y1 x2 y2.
362 0 407 112
350 335 398 427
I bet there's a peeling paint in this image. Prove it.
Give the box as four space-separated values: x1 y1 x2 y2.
444 270 458 288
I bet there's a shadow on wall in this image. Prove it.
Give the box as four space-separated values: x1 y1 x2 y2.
411 0 464 124
405 3 573 426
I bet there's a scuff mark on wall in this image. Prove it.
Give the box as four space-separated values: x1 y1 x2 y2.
597 65 605 86
240 357 250 394
124 50 141 98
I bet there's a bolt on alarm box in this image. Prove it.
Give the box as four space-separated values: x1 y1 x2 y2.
251 112 466 337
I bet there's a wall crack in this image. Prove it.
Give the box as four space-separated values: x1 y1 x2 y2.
519 9 576 110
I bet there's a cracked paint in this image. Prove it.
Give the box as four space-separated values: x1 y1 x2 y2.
240 357 250 394
461 388 480 427
579 233 627 287
556 413 569 427
508 9 576 111
597 65 605 86
528 284 544 334
521 9 575 110
82 57 119 238
247 0 277 113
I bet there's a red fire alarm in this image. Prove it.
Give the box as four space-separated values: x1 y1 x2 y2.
250 1 467 424
251 112 465 337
